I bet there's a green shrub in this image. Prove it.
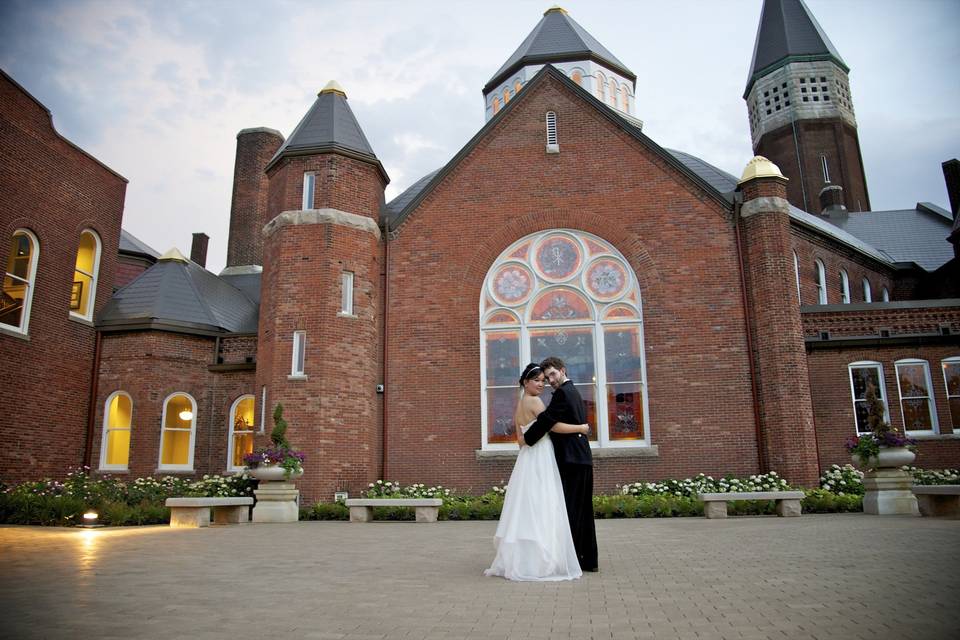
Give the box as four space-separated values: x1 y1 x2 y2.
302 502 348 521
802 488 862 513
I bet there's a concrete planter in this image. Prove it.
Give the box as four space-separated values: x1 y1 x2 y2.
853 447 920 516
246 466 304 482
852 445 916 470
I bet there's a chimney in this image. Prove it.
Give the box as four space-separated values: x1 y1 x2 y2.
191 232 209 268
819 183 847 219
942 159 960 219
227 127 285 267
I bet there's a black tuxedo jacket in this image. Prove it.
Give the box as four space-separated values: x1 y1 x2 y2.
523 379 592 466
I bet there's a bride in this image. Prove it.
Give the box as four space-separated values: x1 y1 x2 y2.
484 363 589 581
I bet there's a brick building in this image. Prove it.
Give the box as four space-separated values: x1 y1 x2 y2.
2 2 957 503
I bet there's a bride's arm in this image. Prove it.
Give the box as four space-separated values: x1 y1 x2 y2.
550 421 590 435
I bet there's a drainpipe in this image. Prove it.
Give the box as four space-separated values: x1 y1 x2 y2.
381 219 390 481
733 194 767 473
790 118 808 212
82 330 103 470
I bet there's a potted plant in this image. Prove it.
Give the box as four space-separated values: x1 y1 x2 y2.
845 382 917 470
243 403 305 481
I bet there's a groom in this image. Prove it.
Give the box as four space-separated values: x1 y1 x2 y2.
523 356 599 572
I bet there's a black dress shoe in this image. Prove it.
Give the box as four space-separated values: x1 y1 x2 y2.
584 567 599 572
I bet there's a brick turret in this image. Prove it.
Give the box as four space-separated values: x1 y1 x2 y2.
226 127 284 268
256 81 388 503
737 156 820 486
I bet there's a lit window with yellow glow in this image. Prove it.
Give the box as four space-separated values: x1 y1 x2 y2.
1 229 39 334
159 393 196 470
229 395 256 470
71 230 101 320
492 96 500 114
514 80 522 95
99 391 132 470
503 88 510 104
571 70 583 86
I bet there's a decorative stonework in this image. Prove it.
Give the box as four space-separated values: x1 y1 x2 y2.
263 208 381 240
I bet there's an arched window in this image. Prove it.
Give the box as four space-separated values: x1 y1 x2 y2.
793 251 801 303
942 357 960 429
71 229 101 321
596 72 606 101
1 229 39 333
503 88 510 104
99 391 132 470
814 259 827 304
621 86 630 112
514 80 522 95
571 70 583 86
895 359 938 434
609 78 618 106
881 286 890 302
159 392 197 470
862 277 872 302
228 395 256 471
848 361 887 434
492 96 500 114
480 230 648 449
839 269 850 304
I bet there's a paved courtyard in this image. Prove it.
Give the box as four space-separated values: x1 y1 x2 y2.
1 514 958 640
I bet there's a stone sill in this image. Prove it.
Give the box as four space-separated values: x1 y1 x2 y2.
154 468 195 475
0 325 29 341
476 445 659 461
911 433 960 441
94 468 130 475
68 314 96 328
337 312 358 319
287 374 308 381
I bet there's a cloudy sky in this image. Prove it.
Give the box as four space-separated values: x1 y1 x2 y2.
1 0 957 273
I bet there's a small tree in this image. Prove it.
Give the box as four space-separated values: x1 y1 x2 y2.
271 403 290 449
863 382 890 436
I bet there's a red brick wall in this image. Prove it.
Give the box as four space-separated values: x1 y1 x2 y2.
792 226 893 305
93 331 257 477
756 118 870 213
0 72 126 484
384 74 762 494
266 155 384 224
226 129 283 267
114 255 153 289
802 304 960 339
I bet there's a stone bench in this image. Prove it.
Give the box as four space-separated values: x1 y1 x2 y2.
165 497 254 528
911 485 960 517
696 491 806 519
345 498 443 523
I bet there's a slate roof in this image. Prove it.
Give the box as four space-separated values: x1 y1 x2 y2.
828 204 954 271
745 0 848 97
665 149 738 197
484 8 635 94
119 229 160 259
264 87 388 182
98 257 259 334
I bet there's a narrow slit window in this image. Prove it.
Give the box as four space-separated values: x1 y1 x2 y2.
820 155 830 183
815 259 827 304
545 111 558 147
292 331 306 376
839 269 850 304
341 271 354 315
302 172 316 209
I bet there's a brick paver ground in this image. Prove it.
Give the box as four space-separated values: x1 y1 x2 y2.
1 514 958 639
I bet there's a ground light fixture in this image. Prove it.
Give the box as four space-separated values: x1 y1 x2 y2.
80 511 103 528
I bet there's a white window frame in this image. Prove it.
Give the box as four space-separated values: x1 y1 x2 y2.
545 111 558 153
942 356 960 430
862 277 872 302
158 392 197 471
2 228 40 335
881 287 890 302
98 391 132 471
340 271 355 316
820 154 831 183
839 269 850 304
793 251 801 304
227 394 256 472
302 172 316 210
894 359 939 435
70 229 101 322
847 361 889 435
479 229 650 451
815 259 827 304
291 330 306 377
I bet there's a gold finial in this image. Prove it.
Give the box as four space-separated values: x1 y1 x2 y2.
738 156 788 185
544 5 568 15
158 247 189 263
319 80 346 97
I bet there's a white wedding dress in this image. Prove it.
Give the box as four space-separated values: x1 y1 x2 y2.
484 422 582 581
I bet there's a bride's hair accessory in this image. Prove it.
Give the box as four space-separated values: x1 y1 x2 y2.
519 363 541 386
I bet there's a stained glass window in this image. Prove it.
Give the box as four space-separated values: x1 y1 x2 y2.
480 230 647 448
895 360 938 434
943 358 960 430
229 395 256 470
848 362 886 434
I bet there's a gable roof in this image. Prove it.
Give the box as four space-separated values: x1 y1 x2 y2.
484 7 635 94
119 229 160 260
98 256 258 335
744 0 848 97
264 85 388 182
386 65 730 231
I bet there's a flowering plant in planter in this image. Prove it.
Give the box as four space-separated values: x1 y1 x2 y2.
243 404 305 478
845 382 916 463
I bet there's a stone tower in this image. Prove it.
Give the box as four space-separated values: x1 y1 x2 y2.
744 0 870 213
255 81 388 501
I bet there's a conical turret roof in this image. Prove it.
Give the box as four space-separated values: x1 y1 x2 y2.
744 0 847 97
265 82 387 182
484 7 635 94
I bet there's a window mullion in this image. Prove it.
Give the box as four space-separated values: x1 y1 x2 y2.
594 319 608 447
